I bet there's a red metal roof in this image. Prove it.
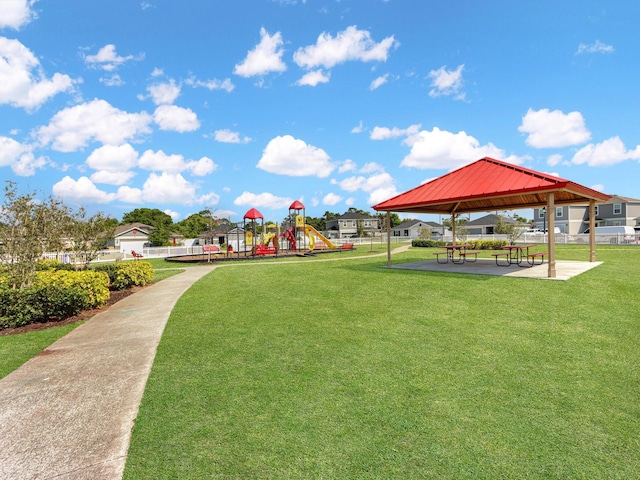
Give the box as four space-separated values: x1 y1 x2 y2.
289 200 305 210
373 157 611 214
243 208 264 220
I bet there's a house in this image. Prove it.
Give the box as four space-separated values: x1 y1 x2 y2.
108 223 153 252
391 219 445 239
464 214 523 235
325 212 380 239
198 222 245 247
532 195 640 234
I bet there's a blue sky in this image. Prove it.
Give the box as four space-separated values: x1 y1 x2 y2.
1 0 639 224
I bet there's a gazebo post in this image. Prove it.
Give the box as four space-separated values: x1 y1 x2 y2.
547 193 556 278
451 213 457 245
386 212 391 266
589 200 596 262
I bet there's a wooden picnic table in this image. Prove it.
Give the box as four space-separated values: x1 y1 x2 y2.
494 244 540 266
434 244 479 264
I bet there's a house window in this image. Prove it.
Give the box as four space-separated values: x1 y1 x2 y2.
538 208 546 218
352 221 356 227
556 207 563 217
343 221 348 227
404 229 409 236
613 203 622 215
595 205 599 216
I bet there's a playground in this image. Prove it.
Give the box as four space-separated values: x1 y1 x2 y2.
167 200 354 263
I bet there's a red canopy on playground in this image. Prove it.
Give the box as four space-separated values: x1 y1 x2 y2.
243 208 264 220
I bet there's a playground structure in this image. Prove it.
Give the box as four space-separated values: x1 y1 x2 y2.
166 201 353 263
248 201 341 256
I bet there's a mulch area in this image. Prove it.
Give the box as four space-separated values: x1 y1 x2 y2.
0 285 149 337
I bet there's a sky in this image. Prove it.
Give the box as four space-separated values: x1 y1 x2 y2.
1 0 640 225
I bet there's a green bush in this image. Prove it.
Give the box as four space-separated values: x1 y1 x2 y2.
0 284 90 329
411 239 508 250
35 270 110 308
36 259 78 271
95 261 153 290
411 239 447 248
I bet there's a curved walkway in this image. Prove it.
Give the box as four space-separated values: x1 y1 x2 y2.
0 245 409 480
0 265 217 480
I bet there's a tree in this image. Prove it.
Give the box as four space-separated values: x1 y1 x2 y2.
122 208 173 246
0 182 70 289
67 209 117 267
174 211 218 238
375 212 402 231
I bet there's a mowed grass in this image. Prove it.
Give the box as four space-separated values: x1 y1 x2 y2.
124 245 640 479
0 264 183 379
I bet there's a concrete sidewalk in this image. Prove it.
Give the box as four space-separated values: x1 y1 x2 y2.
0 265 217 480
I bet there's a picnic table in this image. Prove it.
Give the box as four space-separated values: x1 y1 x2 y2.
434 244 479 264
492 244 547 267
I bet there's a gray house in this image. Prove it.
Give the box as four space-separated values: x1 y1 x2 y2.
391 219 445 239
325 212 379 239
532 195 640 234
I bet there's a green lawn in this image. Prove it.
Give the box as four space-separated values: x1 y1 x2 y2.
124 245 640 479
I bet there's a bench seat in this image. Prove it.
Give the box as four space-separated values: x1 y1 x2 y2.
491 251 510 267
523 251 548 267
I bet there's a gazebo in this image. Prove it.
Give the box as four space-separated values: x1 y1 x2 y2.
373 157 612 278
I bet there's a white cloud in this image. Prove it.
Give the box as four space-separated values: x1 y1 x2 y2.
213 129 251 144
519 108 591 148
185 76 235 93
164 209 180 221
233 27 287 78
338 159 357 173
0 136 47 176
360 162 384 174
142 172 200 205
52 176 117 203
293 26 397 70
322 192 342 205
370 124 421 140
428 64 465 99
86 143 138 185
37 99 153 151
234 191 294 209
100 74 124 87
84 44 140 71
138 149 217 176
154 104 200 132
337 169 399 207
0 37 76 110
400 127 520 170
546 153 563 167
257 135 335 177
0 0 37 29
116 185 143 204
147 80 180 105
295 69 330 86
571 136 640 167
576 40 614 55
369 74 388 90
351 121 364 134
188 156 217 176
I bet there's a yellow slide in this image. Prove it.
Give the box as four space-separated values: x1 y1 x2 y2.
303 225 337 249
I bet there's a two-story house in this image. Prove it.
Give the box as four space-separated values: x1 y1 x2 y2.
532 195 640 234
325 212 380 239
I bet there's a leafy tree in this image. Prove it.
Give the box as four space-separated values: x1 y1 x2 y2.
418 226 433 239
174 211 218 238
122 208 173 246
0 182 70 289
375 212 402 230
67 209 117 267
305 216 325 231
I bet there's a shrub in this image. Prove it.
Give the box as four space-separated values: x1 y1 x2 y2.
95 261 153 290
35 270 110 309
411 239 447 248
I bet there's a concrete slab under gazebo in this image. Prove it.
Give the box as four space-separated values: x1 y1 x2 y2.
373 157 612 278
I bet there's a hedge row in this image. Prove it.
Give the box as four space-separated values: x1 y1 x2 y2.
0 270 109 330
0 260 154 330
94 261 154 290
412 239 508 250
